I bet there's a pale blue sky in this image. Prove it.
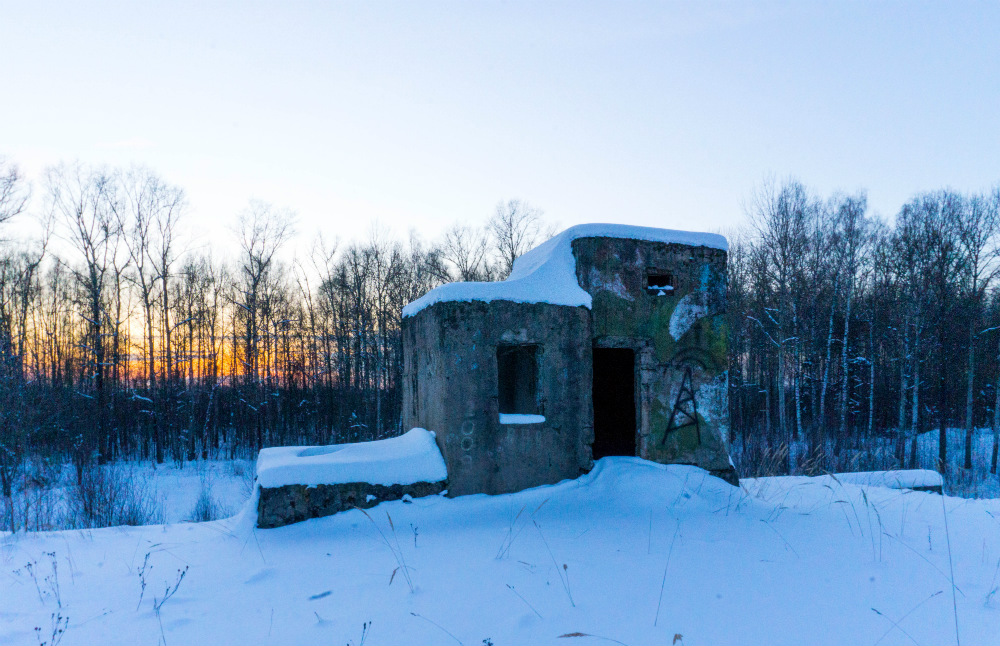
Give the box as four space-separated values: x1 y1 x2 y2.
2 1 998 248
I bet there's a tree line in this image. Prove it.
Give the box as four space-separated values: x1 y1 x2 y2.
729 178 1000 476
0 156 548 498
1 155 998 494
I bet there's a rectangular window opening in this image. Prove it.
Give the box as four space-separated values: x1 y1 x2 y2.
497 345 538 415
646 273 674 295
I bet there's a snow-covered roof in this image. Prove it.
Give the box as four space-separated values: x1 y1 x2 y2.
402 223 727 318
256 428 448 488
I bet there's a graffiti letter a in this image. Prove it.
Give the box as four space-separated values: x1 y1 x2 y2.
663 366 700 444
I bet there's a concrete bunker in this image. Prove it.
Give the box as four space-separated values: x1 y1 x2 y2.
402 223 737 496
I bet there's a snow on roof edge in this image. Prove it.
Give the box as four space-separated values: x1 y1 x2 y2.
402 223 727 318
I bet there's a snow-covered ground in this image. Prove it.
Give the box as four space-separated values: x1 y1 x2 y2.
2 459 255 531
144 459 255 523
3 458 999 646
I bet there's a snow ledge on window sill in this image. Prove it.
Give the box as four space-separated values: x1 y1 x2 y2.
499 413 546 425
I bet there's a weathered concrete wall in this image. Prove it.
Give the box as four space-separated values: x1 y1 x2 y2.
402 301 593 496
257 480 446 528
573 237 735 483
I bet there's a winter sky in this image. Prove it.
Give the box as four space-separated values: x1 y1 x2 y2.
2 1 999 248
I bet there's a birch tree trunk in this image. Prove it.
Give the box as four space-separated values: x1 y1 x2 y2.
868 312 875 437
777 315 786 446
993 333 1000 475
819 274 839 444
909 323 921 469
794 305 803 444
839 281 853 441
896 320 909 465
964 320 976 470
938 318 948 474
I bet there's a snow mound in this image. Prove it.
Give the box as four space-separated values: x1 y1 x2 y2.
402 223 728 317
255 428 448 489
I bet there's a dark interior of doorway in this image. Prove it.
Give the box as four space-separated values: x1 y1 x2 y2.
592 348 636 459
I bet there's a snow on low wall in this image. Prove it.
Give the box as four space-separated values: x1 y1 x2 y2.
827 469 943 492
744 469 944 494
256 428 448 488
255 428 448 528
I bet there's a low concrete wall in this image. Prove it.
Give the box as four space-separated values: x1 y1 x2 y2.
256 480 447 528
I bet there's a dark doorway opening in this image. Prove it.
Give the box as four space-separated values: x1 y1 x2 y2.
592 348 636 459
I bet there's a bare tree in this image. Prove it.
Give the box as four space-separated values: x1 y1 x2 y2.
987 187 1000 475
111 167 185 462
441 224 494 281
231 200 294 450
893 201 937 466
957 190 1000 469
115 167 185 387
900 191 965 472
47 163 122 471
833 193 870 443
233 200 295 385
0 158 30 229
489 199 547 278
747 179 811 452
151 184 185 390
0 163 36 524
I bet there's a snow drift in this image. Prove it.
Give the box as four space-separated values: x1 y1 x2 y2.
3 458 997 646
